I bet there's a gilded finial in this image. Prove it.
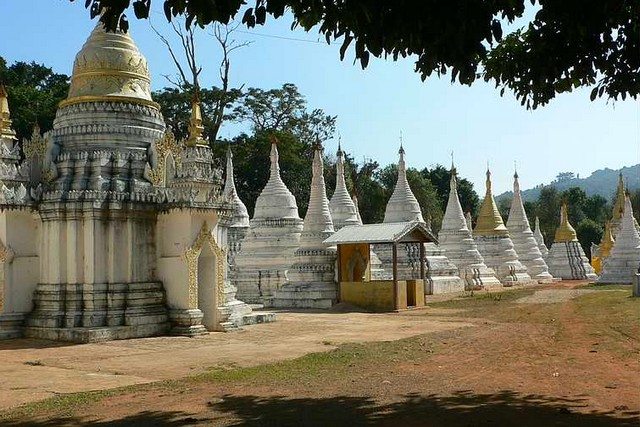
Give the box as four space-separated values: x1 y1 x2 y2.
186 98 205 146
612 173 626 221
269 134 279 146
399 130 404 154
0 85 17 141
474 166 508 237
514 160 518 179
485 168 492 194
554 202 578 242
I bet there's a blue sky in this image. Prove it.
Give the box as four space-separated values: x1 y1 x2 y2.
1 1 638 194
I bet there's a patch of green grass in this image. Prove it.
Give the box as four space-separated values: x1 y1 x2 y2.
426 288 539 322
572 288 640 357
193 336 438 386
0 336 440 422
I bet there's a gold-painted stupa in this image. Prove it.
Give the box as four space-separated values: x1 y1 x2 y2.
61 22 156 108
612 173 625 223
474 169 509 237
554 202 577 242
186 99 205 146
0 85 17 140
591 221 615 274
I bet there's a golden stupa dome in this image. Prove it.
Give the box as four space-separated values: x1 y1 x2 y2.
474 169 509 237
554 202 578 242
61 22 156 108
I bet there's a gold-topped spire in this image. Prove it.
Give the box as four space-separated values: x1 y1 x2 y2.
554 202 578 242
61 22 157 108
474 169 509 237
612 173 625 221
186 98 205 146
0 85 17 140
600 221 615 256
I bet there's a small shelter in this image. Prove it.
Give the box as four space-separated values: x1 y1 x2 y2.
323 221 437 311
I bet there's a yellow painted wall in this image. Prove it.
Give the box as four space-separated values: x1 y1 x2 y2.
338 243 371 282
340 280 407 312
406 279 425 307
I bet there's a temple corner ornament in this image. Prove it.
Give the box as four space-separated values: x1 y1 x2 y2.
144 129 183 187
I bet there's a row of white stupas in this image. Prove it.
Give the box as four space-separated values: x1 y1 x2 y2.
223 142 639 308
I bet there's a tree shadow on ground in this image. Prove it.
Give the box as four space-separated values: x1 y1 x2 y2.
2 410 213 427
207 390 639 427
0 338 75 351
4 390 639 426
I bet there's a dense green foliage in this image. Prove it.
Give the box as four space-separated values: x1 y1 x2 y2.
80 0 639 109
0 57 70 141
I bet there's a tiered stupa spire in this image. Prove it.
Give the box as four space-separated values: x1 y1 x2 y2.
0 85 17 141
377 145 463 293
438 164 501 289
546 203 597 280
231 138 303 303
186 98 205 146
224 146 250 227
506 171 553 282
465 212 473 235
474 169 509 237
473 169 533 286
224 146 250 264
532 217 549 257
591 221 615 274
352 194 363 225
383 144 424 223
597 197 640 284
273 144 338 308
253 140 301 220
329 140 360 230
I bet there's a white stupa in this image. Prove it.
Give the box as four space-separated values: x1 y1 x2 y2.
231 140 303 303
272 145 338 308
224 146 250 265
329 142 360 230
376 145 464 294
438 164 501 290
532 217 549 258
352 194 363 225
597 196 640 284
546 203 597 280
506 171 554 283
473 169 533 286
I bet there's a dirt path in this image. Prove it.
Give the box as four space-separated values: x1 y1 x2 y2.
0 309 471 410
1 281 638 426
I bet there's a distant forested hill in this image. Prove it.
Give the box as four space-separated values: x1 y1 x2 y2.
496 164 640 203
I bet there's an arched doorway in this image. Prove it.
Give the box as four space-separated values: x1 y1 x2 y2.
185 222 226 331
197 243 217 329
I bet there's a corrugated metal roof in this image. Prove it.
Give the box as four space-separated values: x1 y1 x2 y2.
323 221 438 245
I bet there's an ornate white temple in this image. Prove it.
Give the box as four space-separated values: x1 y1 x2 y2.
0 23 268 342
438 164 501 290
506 172 554 283
377 146 464 294
231 140 303 304
272 145 338 308
597 197 640 284
473 170 533 286
546 203 597 280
